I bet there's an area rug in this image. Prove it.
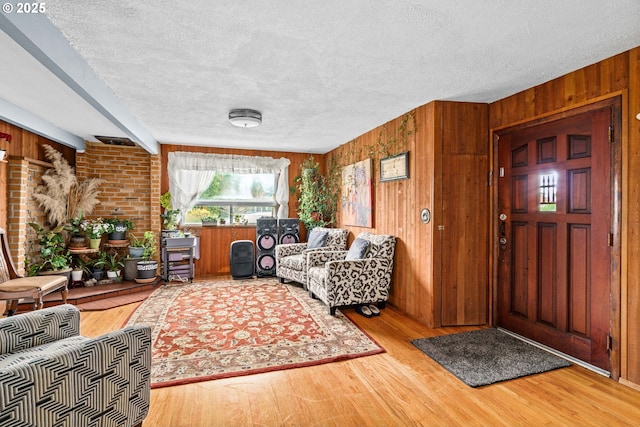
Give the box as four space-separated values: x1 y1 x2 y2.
411 328 571 387
124 279 384 388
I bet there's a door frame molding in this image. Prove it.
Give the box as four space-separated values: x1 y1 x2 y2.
489 95 623 379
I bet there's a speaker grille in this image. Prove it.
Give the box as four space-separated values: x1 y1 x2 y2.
256 217 277 277
278 218 300 244
230 240 254 279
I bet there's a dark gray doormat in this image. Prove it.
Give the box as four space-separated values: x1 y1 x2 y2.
411 328 571 387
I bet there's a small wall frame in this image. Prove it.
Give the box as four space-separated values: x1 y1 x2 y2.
380 151 409 182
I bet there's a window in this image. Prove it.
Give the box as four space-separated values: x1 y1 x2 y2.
167 152 291 225
184 172 277 224
539 172 557 212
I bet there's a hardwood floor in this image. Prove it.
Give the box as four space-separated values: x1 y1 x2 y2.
81 284 640 427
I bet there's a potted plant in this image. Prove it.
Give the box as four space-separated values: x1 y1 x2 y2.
295 155 340 232
201 216 218 226
71 256 93 284
127 232 146 258
67 214 87 249
90 251 108 281
160 191 181 230
26 223 72 277
82 218 109 249
31 144 104 233
136 231 158 280
105 218 135 242
103 253 124 279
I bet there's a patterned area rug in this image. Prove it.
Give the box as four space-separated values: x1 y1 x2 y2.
124 279 384 388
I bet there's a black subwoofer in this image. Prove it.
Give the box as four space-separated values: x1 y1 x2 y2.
277 218 300 245
230 240 255 279
256 217 277 277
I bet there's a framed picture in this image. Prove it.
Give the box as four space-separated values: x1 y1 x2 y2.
380 151 409 182
342 158 373 227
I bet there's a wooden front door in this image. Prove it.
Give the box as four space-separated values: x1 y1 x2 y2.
496 106 613 372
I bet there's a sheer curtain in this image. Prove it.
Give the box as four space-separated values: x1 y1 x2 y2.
167 152 291 218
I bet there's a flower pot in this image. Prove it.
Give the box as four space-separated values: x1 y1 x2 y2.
123 257 143 281
92 268 105 281
71 269 83 281
128 246 144 258
137 260 158 279
69 235 86 249
108 222 127 241
88 238 101 249
106 270 118 279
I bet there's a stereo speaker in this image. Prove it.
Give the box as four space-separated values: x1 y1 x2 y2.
230 240 254 279
256 217 277 277
277 218 300 245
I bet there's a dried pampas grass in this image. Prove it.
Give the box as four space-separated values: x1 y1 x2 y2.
32 145 105 226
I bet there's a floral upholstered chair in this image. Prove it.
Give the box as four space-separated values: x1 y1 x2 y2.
275 227 348 289
306 232 397 315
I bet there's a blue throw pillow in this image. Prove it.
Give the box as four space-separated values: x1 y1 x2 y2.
307 229 329 249
345 237 370 260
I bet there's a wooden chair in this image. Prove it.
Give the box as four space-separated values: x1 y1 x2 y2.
0 228 68 316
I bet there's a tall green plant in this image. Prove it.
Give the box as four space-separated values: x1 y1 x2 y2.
295 155 340 230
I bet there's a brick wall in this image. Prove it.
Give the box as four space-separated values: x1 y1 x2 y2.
76 142 161 256
7 159 48 274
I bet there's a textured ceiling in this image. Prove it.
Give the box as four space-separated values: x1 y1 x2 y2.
2 1 640 154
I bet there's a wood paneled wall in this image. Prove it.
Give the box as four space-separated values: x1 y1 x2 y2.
326 109 429 320
326 101 489 328
0 119 75 232
160 144 315 276
490 47 640 388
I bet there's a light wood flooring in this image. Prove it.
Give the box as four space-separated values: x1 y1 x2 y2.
81 281 640 427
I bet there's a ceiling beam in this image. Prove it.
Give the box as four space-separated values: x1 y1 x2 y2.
0 97 85 150
0 8 158 154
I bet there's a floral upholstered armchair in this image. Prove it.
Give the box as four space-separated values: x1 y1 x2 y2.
306 232 397 315
0 304 151 427
275 227 348 289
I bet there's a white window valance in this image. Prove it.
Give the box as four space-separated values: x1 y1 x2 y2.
167 151 291 218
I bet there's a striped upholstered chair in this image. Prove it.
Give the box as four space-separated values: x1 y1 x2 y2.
0 304 151 427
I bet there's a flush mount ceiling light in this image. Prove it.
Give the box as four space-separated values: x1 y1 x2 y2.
229 109 262 128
